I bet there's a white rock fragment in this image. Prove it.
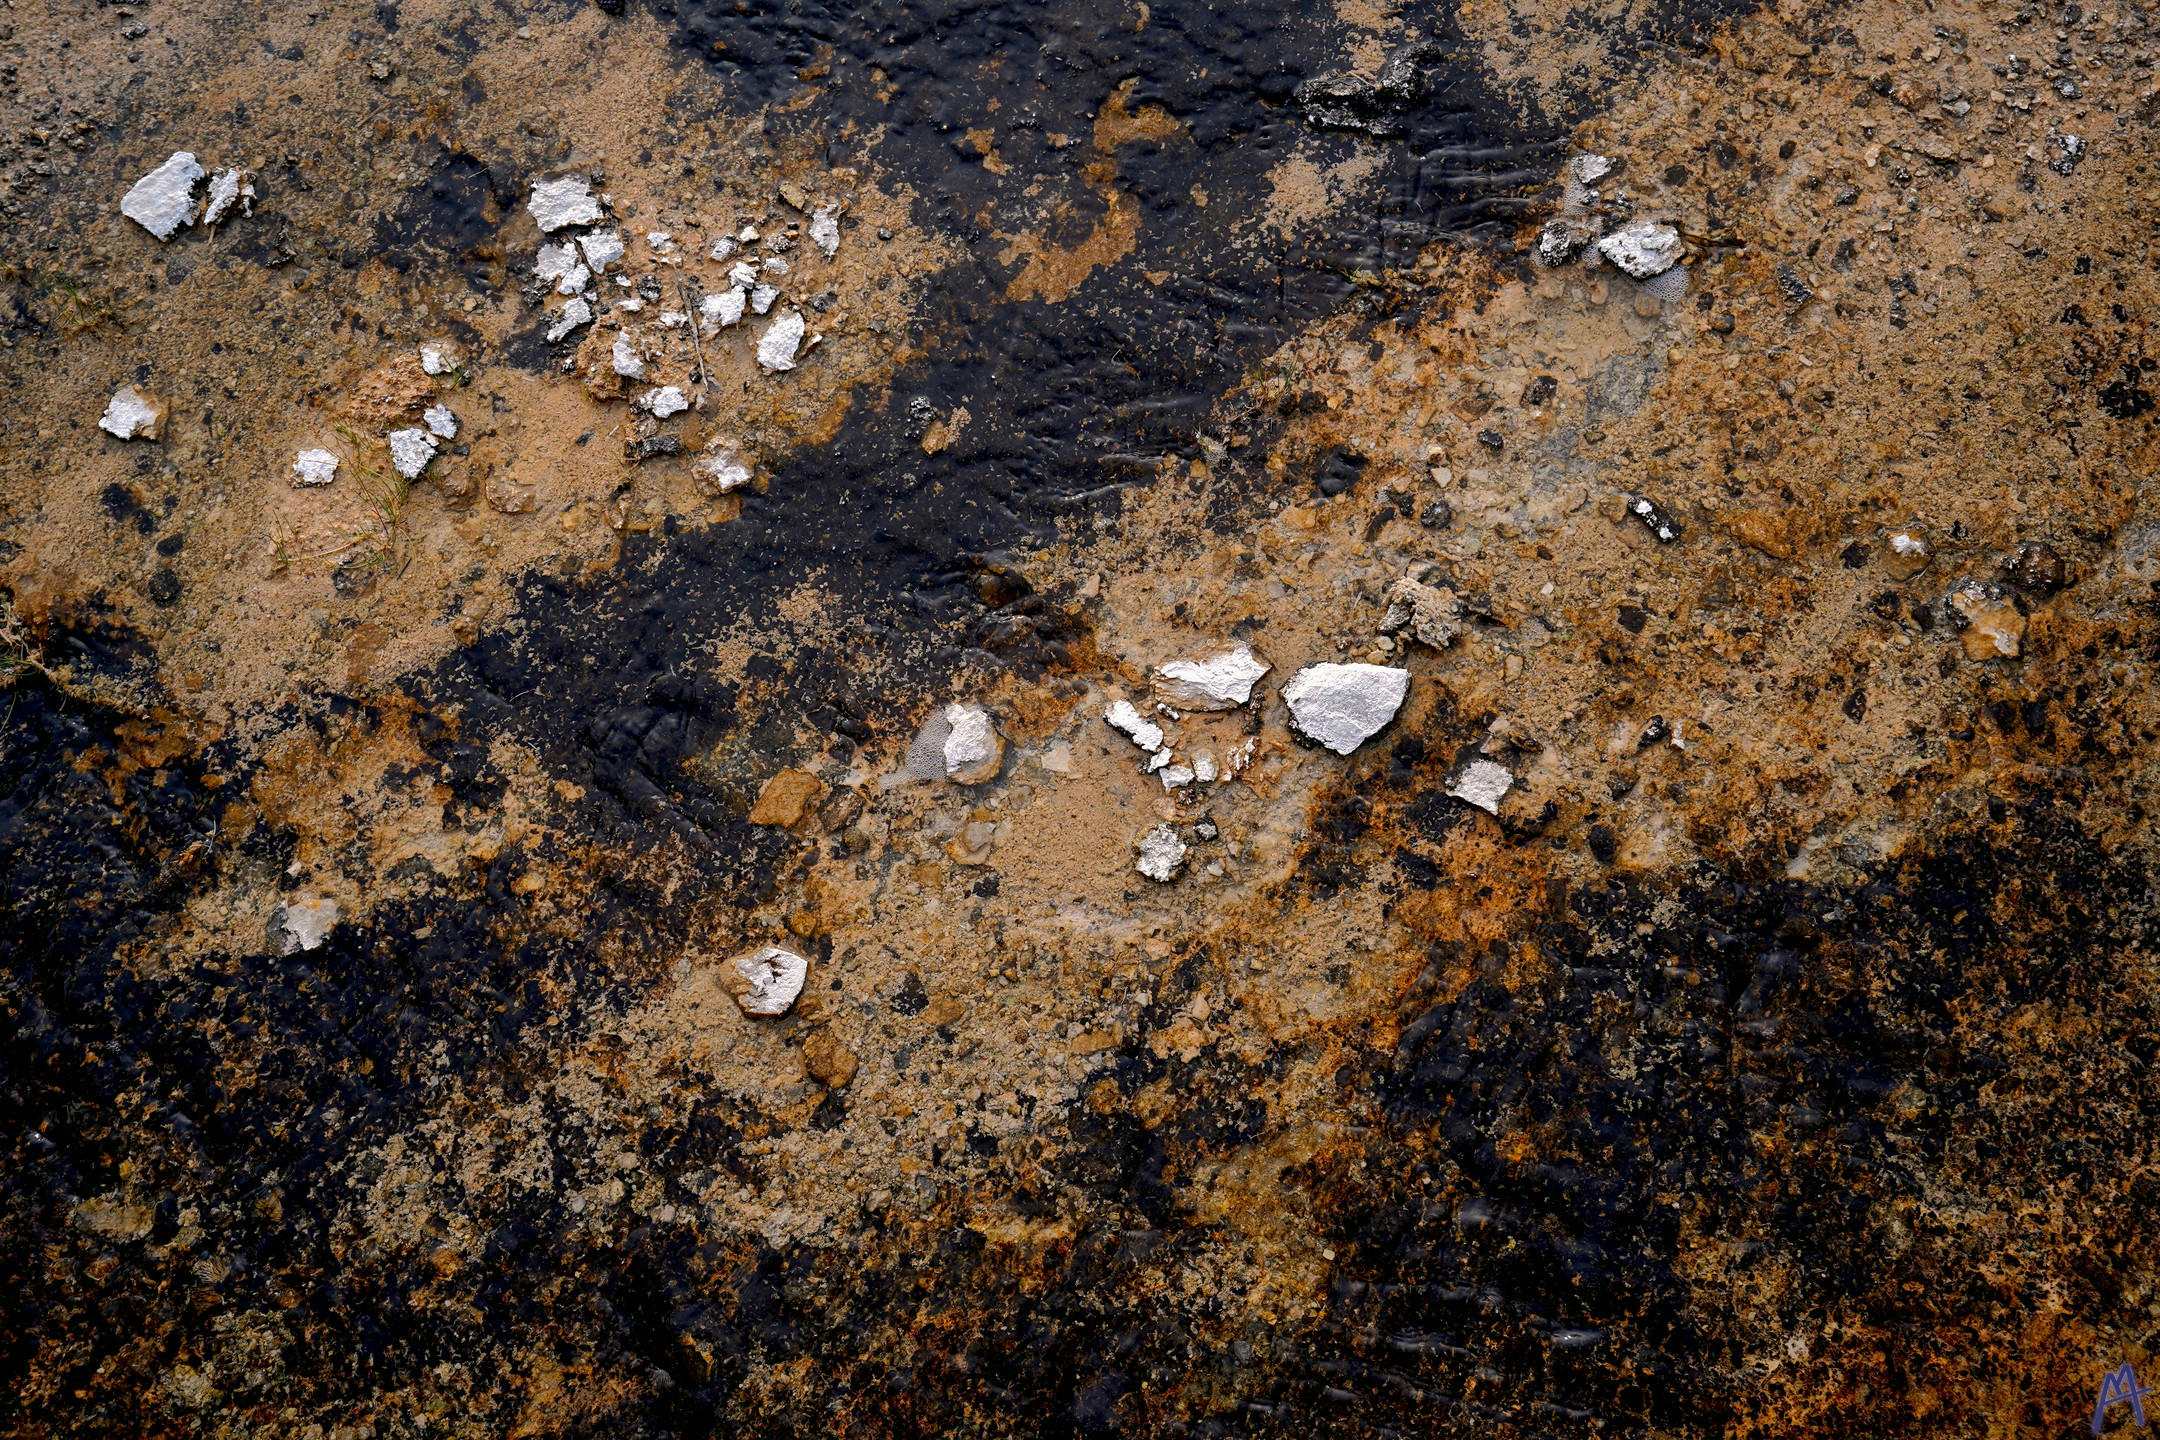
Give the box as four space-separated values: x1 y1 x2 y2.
292 448 340 487
1105 699 1166 752
1135 825 1188 883
762 256 791 279
546 296 593 342
423 404 459 439
1154 642 1269 711
657 310 688 329
810 205 841 258
701 288 746 330
1281 663 1410 755
121 152 203 240
941 702 1003 783
386 427 438 479
418 343 456 376
645 230 680 262
97 385 166 441
750 282 780 315
202 167 254 225
739 224 760 243
728 260 760 290
1569 153 1615 186
639 386 690 418
268 895 340 956
528 174 603 232
535 242 581 285
1159 764 1196 790
579 229 625 273
1596 222 1682 280
1447 758 1515 814
709 235 739 262
691 442 752 495
1144 748 1173 774
553 262 590 296
611 333 646 380
757 310 806 372
728 945 808 1017
1192 754 1219 784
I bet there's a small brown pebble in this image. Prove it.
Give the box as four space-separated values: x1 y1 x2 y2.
802 1026 859 1089
749 769 827 828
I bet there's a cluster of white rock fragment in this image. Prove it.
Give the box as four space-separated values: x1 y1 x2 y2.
1103 641 1270 798
1533 153 1687 298
120 151 254 241
526 173 826 377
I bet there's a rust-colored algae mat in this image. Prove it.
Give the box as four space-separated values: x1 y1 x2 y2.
3 0 2158 1435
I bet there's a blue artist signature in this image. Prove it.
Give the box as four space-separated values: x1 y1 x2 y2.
2095 1362 2155 1434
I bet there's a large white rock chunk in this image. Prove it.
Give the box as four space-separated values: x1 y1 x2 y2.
942 702 1003 783
1281 663 1409 755
98 386 166 440
1154 642 1269 710
757 310 806 372
528 174 603 232
728 945 808 1017
1596 222 1682 279
121 152 203 240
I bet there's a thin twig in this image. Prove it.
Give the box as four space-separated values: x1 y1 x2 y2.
679 278 710 392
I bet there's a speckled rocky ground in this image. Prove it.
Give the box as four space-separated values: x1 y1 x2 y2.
3 0 2158 1436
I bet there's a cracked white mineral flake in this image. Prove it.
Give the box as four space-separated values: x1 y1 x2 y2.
762 256 791 278
708 235 739 262
535 242 581 285
386 428 437 479
1596 221 1682 280
701 289 745 330
1192 754 1219 783
1159 764 1196 791
268 895 340 956
1281 663 1409 755
202 167 254 225
941 702 1003 784
97 385 166 440
1144 748 1174 774
1105 699 1166 752
757 310 806 372
750 282 780 315
639 386 689 418
691 443 752 495
423 404 458 439
1569 153 1615 186
418 343 456 376
810 205 841 258
546 296 593 342
579 229 625 273
121 152 203 240
528 174 603 232
1447 758 1515 814
611 334 646 379
291 448 340 487
1154 642 1270 711
553 263 590 296
728 260 759 290
728 945 808 1017
1135 825 1188 883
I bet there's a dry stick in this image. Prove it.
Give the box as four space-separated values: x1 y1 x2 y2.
679 279 710 396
